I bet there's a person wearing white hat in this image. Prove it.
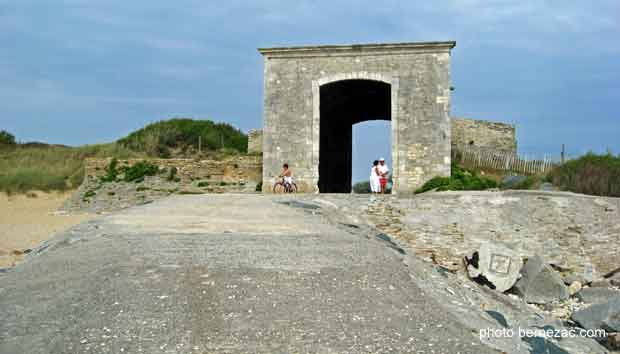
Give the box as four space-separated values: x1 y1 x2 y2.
378 158 389 194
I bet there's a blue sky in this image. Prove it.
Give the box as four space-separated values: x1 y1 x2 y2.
1 1 619 181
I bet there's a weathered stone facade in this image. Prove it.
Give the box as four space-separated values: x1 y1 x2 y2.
451 117 516 153
259 42 455 194
247 129 263 154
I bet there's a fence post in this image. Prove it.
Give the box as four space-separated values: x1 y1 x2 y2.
561 144 565 164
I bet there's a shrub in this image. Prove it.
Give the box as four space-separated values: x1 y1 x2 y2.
415 164 498 194
0 130 16 146
547 153 620 197
100 158 119 183
83 190 96 199
255 181 262 192
352 181 371 194
166 167 178 181
122 161 159 183
197 181 209 187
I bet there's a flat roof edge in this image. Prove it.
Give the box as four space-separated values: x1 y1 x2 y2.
258 41 456 56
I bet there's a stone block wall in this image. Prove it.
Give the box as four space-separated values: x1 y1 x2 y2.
247 129 263 153
260 42 456 194
84 156 262 190
451 117 516 153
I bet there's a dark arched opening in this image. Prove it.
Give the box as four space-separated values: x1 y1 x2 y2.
319 79 391 193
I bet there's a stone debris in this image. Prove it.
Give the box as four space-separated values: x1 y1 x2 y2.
590 279 612 288
464 242 522 292
513 255 569 304
575 287 620 305
572 296 620 332
611 274 620 288
608 332 620 350
568 281 582 296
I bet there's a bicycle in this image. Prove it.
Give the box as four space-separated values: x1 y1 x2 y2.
273 178 297 193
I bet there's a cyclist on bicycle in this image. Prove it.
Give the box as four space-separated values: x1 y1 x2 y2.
279 163 293 188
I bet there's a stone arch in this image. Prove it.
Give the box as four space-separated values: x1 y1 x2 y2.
311 72 400 192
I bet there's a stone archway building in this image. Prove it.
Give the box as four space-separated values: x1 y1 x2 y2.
259 41 456 194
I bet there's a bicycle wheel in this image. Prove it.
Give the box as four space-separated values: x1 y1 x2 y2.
287 183 298 193
273 182 286 194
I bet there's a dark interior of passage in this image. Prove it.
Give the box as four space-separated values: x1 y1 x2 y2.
319 79 391 193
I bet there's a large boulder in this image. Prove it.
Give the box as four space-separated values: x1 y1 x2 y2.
576 287 620 304
572 297 620 332
513 255 569 304
465 242 522 292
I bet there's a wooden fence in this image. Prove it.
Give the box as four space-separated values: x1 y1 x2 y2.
453 145 556 175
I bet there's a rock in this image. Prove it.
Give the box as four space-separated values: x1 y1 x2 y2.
568 281 582 296
563 273 582 285
572 297 620 332
513 255 570 304
576 287 620 304
501 175 527 189
539 182 555 191
590 279 612 288
465 243 522 292
582 262 596 284
610 273 620 287
608 333 620 350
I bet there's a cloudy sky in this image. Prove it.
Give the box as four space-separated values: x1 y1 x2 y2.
1 1 619 181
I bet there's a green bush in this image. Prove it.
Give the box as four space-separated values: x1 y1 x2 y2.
0 130 16 146
83 190 96 200
352 181 371 194
415 164 498 194
117 118 248 156
197 181 210 187
166 167 178 181
255 181 262 192
100 158 119 183
122 161 159 183
548 152 620 197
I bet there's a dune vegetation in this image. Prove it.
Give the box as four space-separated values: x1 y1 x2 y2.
0 118 249 194
547 152 620 197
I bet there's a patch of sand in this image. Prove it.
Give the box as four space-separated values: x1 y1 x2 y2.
0 191 93 268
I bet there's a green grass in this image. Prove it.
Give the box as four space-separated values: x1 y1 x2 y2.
117 118 248 157
548 152 620 197
415 164 498 194
0 143 142 194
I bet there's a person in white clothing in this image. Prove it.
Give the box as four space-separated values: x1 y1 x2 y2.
378 158 390 194
369 160 381 193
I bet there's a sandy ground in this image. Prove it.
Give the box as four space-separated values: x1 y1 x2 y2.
0 191 93 268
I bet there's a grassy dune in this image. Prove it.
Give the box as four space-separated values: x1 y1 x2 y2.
0 144 142 194
548 153 620 197
0 118 249 194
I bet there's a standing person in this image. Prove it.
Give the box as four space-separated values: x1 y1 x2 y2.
370 160 380 193
378 158 390 194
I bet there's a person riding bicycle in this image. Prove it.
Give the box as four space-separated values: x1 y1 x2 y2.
279 163 293 187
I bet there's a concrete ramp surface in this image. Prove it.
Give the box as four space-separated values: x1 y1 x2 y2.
0 195 497 354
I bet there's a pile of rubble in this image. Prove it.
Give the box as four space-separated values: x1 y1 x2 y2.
464 242 620 350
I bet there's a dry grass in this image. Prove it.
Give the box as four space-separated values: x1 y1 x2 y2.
0 143 143 194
